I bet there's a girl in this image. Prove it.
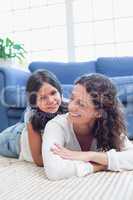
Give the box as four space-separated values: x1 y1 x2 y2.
42 73 133 180
0 70 67 167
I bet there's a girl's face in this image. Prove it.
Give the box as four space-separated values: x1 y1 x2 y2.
36 82 61 113
68 84 99 126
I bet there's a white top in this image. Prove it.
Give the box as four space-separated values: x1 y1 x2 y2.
19 107 34 162
42 114 133 180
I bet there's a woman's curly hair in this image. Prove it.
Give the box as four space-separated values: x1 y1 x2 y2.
75 73 127 151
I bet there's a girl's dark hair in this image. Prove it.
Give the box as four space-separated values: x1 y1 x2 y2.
75 73 127 151
26 69 68 132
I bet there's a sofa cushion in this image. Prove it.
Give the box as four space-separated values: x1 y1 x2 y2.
96 57 133 77
8 108 25 118
28 61 96 84
62 84 73 99
111 76 133 139
125 115 133 139
7 108 25 127
3 86 27 108
111 76 133 103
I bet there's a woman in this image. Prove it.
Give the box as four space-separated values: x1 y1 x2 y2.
42 73 133 180
0 69 67 167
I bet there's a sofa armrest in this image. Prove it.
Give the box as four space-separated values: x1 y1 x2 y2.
0 66 30 87
0 66 31 131
62 84 73 99
0 66 31 108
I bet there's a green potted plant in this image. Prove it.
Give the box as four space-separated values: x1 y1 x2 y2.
0 37 27 67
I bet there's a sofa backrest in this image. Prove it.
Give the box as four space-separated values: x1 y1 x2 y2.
96 57 133 77
111 76 133 103
1 57 133 138
28 61 96 84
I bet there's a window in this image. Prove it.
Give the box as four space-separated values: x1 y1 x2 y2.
1 0 133 64
72 0 133 61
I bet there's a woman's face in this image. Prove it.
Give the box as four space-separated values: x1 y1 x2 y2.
36 82 61 113
68 84 99 126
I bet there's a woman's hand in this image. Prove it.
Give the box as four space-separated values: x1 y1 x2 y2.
51 144 108 166
51 144 92 162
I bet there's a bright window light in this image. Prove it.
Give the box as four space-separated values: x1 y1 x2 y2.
0 0 133 64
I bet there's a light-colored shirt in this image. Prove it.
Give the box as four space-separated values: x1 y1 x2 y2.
19 107 34 162
42 113 133 180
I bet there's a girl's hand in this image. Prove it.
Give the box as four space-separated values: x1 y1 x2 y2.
51 144 92 162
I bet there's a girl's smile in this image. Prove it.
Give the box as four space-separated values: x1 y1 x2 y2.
37 82 61 113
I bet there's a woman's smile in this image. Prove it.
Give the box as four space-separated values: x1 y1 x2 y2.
69 112 81 117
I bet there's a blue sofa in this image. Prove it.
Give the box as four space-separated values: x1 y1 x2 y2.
0 57 133 139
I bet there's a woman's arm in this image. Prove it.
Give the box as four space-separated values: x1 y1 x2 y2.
52 138 133 172
92 138 133 171
51 144 108 166
27 123 43 167
42 121 105 180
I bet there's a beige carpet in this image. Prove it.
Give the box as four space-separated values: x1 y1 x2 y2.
0 155 133 200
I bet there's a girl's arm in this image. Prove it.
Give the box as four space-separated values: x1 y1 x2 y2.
92 163 107 172
27 122 43 167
